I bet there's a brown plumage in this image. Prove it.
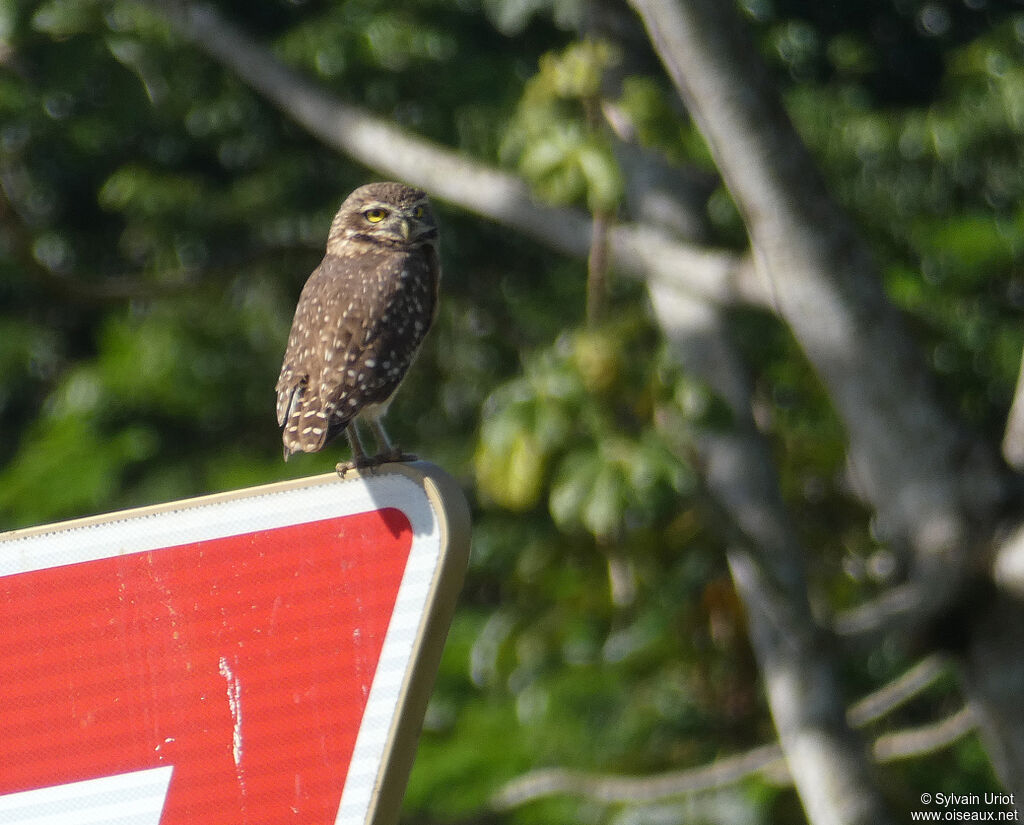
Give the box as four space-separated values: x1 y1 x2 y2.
275 182 440 471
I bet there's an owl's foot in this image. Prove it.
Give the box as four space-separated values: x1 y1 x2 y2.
381 445 418 463
335 454 377 478
335 449 417 478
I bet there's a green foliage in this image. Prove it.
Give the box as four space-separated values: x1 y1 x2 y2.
475 318 695 540
788 16 1024 438
617 75 715 170
503 39 623 211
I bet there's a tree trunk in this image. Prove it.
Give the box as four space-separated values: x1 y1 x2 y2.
629 0 1024 805
649 285 895 825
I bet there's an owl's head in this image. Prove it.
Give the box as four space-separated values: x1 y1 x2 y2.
327 182 437 254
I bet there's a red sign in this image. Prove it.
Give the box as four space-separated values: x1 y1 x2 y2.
0 466 469 825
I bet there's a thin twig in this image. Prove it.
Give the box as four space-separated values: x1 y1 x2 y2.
492 658 968 809
493 705 976 808
873 705 976 762
586 209 612 325
848 655 948 727
492 744 783 808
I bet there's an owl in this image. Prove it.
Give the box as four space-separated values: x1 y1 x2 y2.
276 182 440 473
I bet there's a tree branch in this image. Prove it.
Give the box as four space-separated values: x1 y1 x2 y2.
872 705 976 763
492 656 963 808
847 655 948 727
493 698 974 809
627 0 1007 634
135 0 762 309
648 281 895 825
492 743 783 808
628 2 1024 800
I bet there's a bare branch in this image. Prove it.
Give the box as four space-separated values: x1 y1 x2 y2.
872 705 976 763
832 585 927 642
135 0 762 309
649 281 894 825
491 743 783 809
492 701 975 809
847 655 948 727
586 210 612 325
625 4 1024 799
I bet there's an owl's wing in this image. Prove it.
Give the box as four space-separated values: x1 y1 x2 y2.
275 257 365 456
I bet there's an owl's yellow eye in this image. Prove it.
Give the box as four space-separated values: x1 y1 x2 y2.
364 208 388 223
412 205 424 219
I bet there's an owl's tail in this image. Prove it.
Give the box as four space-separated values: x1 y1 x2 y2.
279 381 335 459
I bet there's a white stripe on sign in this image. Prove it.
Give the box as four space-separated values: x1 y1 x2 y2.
0 767 173 825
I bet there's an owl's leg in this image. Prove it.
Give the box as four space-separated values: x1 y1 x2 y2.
336 423 373 477
368 416 417 464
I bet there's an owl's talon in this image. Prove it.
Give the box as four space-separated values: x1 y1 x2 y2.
335 461 357 478
336 451 416 477
335 455 376 477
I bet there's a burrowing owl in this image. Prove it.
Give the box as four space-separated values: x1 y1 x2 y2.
276 182 440 473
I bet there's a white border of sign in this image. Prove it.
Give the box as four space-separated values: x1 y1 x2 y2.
0 766 174 825
0 462 471 825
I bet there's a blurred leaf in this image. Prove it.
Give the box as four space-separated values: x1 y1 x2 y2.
505 39 623 212
549 447 599 531
477 317 696 544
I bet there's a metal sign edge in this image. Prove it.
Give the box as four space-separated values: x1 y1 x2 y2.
356 462 471 825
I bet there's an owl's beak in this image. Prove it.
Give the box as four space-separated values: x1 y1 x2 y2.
398 219 411 240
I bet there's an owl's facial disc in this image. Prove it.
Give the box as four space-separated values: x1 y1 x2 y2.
326 184 436 253
359 200 434 244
